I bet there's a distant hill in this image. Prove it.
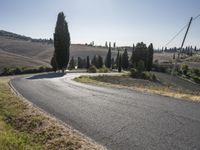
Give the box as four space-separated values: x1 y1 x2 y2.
0 30 31 41
0 30 118 73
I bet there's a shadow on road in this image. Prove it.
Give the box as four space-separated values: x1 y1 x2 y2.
27 72 65 80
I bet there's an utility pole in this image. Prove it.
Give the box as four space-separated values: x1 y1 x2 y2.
179 17 193 58
171 17 193 76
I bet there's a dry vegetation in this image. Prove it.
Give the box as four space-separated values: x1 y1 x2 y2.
0 77 106 150
0 36 118 73
75 75 200 102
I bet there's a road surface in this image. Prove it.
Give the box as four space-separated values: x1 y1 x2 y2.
11 73 200 150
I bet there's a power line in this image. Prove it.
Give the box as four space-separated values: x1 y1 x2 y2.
194 14 200 20
164 13 200 47
165 24 188 47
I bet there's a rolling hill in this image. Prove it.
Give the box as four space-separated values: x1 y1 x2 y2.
0 30 116 73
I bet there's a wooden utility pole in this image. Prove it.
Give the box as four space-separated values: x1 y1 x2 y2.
171 17 193 76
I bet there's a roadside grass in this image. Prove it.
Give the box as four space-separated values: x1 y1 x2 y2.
0 77 105 150
74 75 200 102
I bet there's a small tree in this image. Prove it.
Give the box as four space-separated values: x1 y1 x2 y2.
86 56 90 69
147 43 154 71
91 55 98 68
113 42 116 49
122 49 129 70
115 49 120 68
105 47 112 68
130 44 135 67
68 57 75 70
105 41 108 48
118 54 122 72
98 55 103 68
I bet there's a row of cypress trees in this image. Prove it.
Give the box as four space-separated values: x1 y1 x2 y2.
67 42 153 72
50 12 154 73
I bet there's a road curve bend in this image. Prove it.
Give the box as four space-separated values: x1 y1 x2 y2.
11 72 200 150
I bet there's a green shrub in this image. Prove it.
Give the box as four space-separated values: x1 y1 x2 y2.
1 66 53 76
141 71 157 81
141 71 150 80
178 64 189 76
130 68 138 78
88 65 97 73
137 60 145 73
130 68 157 81
98 67 109 73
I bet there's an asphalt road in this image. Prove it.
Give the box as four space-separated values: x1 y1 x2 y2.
11 73 200 150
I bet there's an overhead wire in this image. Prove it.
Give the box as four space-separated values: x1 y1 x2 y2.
164 13 200 47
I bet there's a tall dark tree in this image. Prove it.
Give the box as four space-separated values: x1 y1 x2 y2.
111 58 115 69
130 44 135 67
115 49 120 68
98 56 103 68
105 41 108 48
86 56 90 69
134 42 148 69
109 42 111 48
113 42 116 49
53 12 70 72
118 54 122 72
122 49 129 70
105 47 112 68
77 57 86 68
91 55 98 68
147 43 154 71
68 57 75 70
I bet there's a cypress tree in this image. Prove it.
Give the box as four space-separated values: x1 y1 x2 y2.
105 41 108 48
92 55 98 68
122 49 129 70
53 12 70 72
113 42 116 49
134 42 148 69
77 57 83 68
147 43 154 71
115 49 120 68
130 44 135 67
68 57 75 70
111 58 115 69
105 47 112 68
118 54 122 72
86 56 90 69
98 56 103 68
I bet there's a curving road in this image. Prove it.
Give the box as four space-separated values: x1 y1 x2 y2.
11 73 200 150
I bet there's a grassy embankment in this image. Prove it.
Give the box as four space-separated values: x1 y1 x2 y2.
75 75 200 102
0 77 105 150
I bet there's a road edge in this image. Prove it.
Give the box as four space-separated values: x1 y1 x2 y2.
9 78 107 150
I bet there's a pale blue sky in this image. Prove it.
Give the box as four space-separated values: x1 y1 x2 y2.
0 0 200 48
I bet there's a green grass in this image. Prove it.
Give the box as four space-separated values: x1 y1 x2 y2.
0 78 43 149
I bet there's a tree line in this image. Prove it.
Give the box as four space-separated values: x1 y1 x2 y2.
50 12 154 73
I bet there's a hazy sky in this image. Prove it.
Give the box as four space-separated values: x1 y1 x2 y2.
0 0 200 48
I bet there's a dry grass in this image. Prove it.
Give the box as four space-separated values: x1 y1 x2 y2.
75 75 200 102
0 76 106 150
0 36 117 72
